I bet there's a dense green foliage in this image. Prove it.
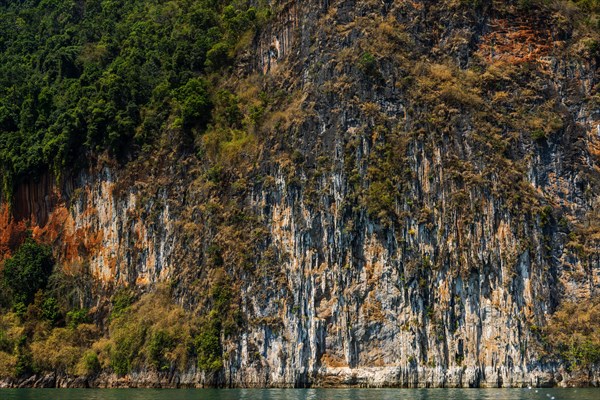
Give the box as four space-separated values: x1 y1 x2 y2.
195 312 223 373
0 0 269 194
1 239 54 305
110 288 134 318
195 280 232 373
66 307 90 328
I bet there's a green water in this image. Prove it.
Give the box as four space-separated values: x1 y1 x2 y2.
0 389 597 400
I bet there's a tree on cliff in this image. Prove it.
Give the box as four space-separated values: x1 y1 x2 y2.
1 239 54 306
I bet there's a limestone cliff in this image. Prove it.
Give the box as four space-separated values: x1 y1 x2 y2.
1 0 599 388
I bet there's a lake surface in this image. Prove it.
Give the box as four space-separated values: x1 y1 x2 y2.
0 388 598 400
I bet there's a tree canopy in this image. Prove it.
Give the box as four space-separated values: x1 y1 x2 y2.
0 0 268 194
2 239 54 305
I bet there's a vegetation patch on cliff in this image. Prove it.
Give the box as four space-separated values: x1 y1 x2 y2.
545 299 600 371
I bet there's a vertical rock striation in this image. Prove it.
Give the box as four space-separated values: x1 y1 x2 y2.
1 0 599 388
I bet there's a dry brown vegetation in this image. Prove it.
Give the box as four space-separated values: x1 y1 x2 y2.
545 299 600 369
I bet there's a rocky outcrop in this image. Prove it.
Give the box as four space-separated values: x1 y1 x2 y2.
1 365 599 388
1 0 599 388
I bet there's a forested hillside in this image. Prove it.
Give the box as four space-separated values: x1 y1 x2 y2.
0 0 268 193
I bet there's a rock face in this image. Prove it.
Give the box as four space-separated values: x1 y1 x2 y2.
1 0 599 388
